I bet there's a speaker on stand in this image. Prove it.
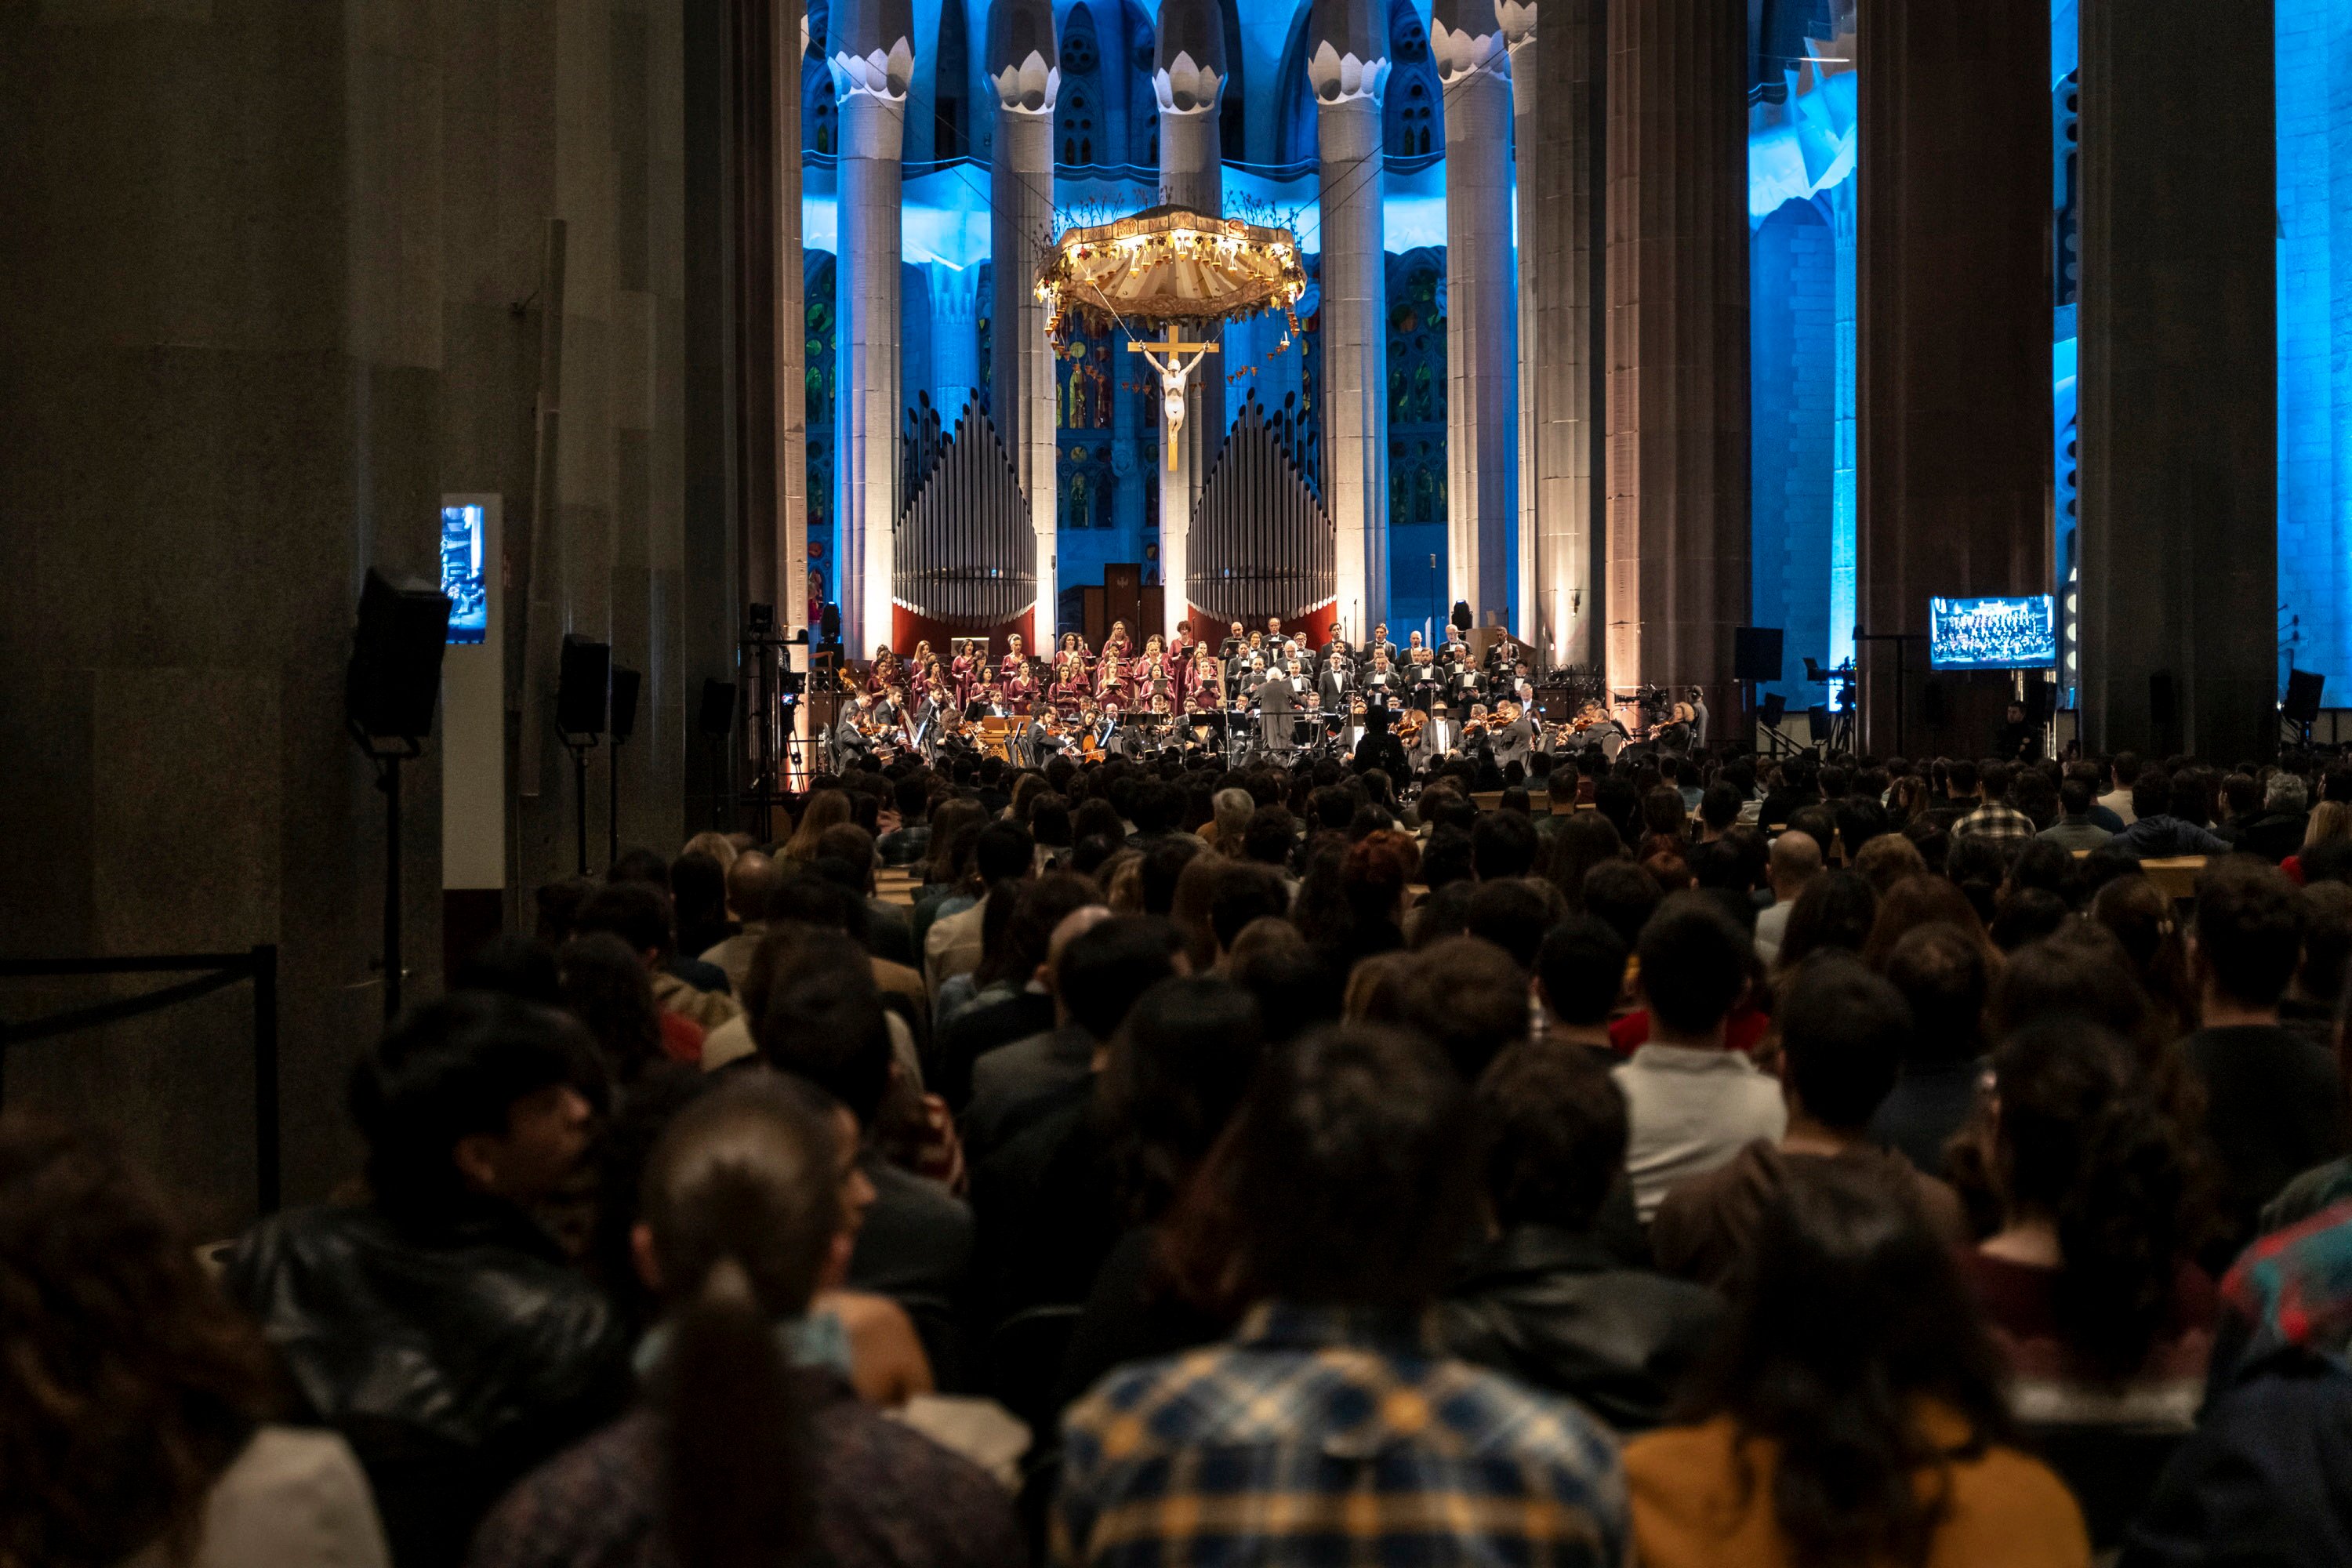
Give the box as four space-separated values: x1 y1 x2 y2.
608 666 641 868
347 569 452 1020
1734 627 1785 752
556 635 610 875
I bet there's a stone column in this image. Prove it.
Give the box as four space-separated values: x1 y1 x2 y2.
1856 0 2047 753
1434 0 1519 630
1515 0 1601 667
2078 0 2275 760
989 0 1059 640
831 0 916 651
1309 0 1391 645
1603 0 1748 706
779 0 809 636
1156 0 1227 644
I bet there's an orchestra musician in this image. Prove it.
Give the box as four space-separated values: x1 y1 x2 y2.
829 693 874 771
1489 698 1536 771
1410 699 1458 768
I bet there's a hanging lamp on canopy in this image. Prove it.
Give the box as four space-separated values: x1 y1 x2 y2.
1037 204 1306 464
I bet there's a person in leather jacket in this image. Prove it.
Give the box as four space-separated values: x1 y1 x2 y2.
223 995 632 1567
1440 1042 1722 1433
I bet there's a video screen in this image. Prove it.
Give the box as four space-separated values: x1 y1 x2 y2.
1929 594 2056 671
441 505 488 645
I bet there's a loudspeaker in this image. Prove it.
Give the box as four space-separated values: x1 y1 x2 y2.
2285 668 2326 724
1806 704 1831 739
347 568 452 742
2024 674 2057 724
610 666 642 742
818 601 842 644
1760 693 1788 728
1450 601 1474 633
698 679 737 736
557 635 611 735
1733 627 1785 684
2149 670 2178 728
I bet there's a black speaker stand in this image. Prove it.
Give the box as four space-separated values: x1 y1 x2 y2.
348 724 423 1022
608 734 627 866
560 733 597 875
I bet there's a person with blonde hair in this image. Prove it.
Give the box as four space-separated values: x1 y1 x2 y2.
782 789 852 865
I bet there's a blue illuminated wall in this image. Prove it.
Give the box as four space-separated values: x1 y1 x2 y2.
1747 20 1855 709
2278 0 2352 693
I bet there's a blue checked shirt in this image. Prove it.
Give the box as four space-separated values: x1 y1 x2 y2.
1051 1301 1629 1566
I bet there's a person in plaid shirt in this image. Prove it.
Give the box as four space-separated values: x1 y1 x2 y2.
1949 760 2038 844
1051 1025 1629 1568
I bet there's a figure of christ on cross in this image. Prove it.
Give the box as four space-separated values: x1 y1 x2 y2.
1128 327 1219 468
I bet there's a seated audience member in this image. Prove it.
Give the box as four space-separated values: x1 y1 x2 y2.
971 969 1240 1321
1769 868 1879 975
572 881 741 1040
1613 895 1787 1222
2123 1185 2352 1566
2089 874 2201 1042
1652 954 1965 1290
757 932 975 1385
877 772 935 866
223 996 630 1566
1853 830 1931 895
1951 761 2036 844
2180 858 2347 1258
2 1119 393 1568
1472 808 1543 881
1582 858 1664 953
1443 1045 1722 1432
1963 1022 2214 1550
930 873 1102 1108
1626 1164 2090 1568
556 932 693 1082
1376 935 1534 1082
1465 876 1568 971
923 821 1036 996
962 912 1172 1160
816 821 916 966
2230 768 2312 866
696 849 782 990
1054 1025 1628 1566
1205 862 1293 970
1751 830 1821 967
2281 880 2352 1049
1047 976 1271 1405
2115 771 2232 859
469 1077 1022 1568
1534 914 1632 1066
2037 776 2115 851
1867 923 1993 1177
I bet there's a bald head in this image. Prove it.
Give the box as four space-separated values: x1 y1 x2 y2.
1769 831 1822 902
727 851 782 922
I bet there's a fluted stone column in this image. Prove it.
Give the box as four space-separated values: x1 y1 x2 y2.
2078 0 2275 761
1309 0 1390 644
1156 0 1227 644
1516 0 1600 668
989 0 1058 641
1433 0 1519 630
831 0 914 650
1603 0 1748 708
1856 0 2047 753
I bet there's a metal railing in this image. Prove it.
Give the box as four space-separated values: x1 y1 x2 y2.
0 946 281 1213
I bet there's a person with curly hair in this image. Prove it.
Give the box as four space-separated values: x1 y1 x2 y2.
1627 1162 2089 1568
2 1118 390 1568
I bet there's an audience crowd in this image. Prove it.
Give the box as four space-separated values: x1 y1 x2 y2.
19 740 2352 1566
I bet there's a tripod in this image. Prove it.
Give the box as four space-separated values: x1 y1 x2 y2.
560 734 597 874
349 726 423 1022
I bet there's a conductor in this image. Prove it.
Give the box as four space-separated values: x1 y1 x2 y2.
1256 667 1299 753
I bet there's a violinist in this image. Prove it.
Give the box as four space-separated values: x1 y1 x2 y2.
829 694 874 771
1490 698 1537 771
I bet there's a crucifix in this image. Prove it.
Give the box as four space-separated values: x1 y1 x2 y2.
1128 326 1219 469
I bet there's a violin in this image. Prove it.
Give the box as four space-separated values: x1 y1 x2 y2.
1396 711 1426 746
